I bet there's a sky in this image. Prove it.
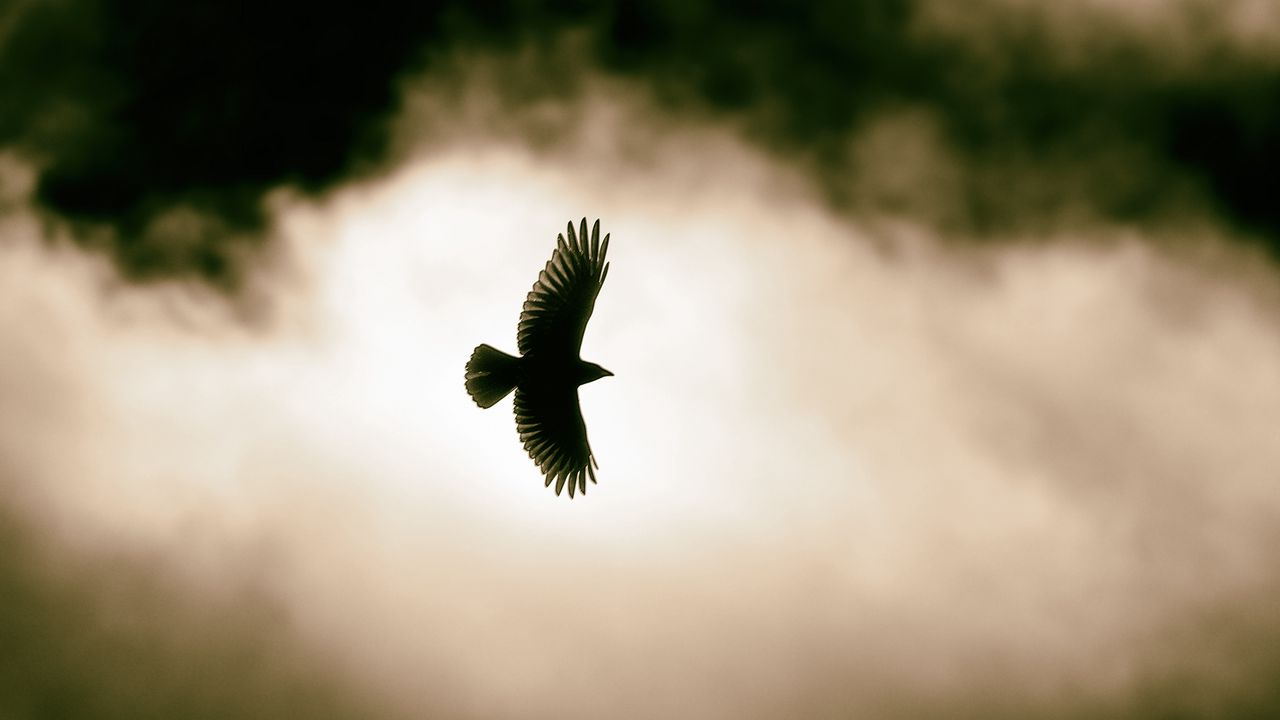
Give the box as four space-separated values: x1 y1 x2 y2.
2 2 1280 718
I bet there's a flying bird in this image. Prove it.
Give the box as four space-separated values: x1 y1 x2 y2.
465 218 613 497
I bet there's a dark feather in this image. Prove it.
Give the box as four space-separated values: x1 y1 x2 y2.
517 219 610 357
513 384 597 497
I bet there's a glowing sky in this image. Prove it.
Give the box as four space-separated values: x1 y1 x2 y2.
3 4 1280 718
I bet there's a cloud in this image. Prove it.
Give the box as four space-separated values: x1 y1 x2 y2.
3 1 1279 287
0 0 552 284
3 69 1280 718
0 502 391 720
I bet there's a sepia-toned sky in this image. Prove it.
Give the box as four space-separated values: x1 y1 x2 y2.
3 2 1280 718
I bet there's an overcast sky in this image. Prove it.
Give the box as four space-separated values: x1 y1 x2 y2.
2 2 1280 719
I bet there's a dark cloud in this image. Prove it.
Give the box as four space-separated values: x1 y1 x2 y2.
2 0 1278 280
0 497 387 720
586 1 1280 247
0 0 583 284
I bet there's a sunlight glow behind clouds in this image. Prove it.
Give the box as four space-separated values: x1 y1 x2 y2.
3 74 1280 717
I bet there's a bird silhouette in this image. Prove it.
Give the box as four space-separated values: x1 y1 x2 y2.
465 218 613 497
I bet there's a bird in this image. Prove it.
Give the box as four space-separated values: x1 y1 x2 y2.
465 218 613 497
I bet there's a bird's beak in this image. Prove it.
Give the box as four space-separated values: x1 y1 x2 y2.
602 368 614 377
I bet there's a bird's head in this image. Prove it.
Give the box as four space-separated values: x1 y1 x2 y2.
578 360 614 385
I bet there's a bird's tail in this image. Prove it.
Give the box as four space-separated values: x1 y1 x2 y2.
465 344 520 408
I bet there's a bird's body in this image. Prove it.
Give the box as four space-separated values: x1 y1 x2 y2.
465 219 612 497
519 352 612 392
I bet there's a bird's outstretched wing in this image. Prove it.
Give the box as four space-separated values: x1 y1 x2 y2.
518 218 610 356
514 385 597 497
